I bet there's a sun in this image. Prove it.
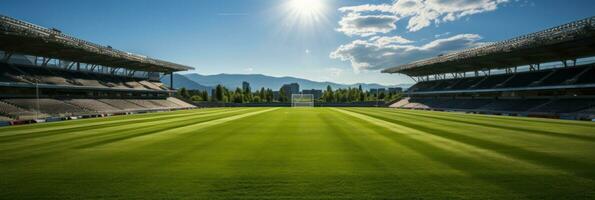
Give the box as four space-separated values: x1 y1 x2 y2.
290 0 325 16
285 0 327 23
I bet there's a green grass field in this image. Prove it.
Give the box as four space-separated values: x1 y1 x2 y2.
1 107 595 199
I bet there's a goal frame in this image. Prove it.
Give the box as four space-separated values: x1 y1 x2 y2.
291 94 314 107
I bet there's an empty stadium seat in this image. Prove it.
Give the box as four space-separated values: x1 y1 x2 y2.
3 99 87 116
0 100 45 119
99 99 147 110
575 67 595 84
0 63 169 92
538 67 584 86
65 99 121 113
479 99 549 112
531 99 595 113
167 97 195 108
473 74 511 89
0 115 12 121
499 70 552 88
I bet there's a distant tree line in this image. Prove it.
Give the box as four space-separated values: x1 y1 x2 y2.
322 85 402 103
176 84 402 103
177 85 275 103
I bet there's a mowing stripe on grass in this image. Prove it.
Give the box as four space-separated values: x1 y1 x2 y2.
386 109 595 142
341 108 595 181
0 108 264 162
83 107 280 149
0 108 229 137
333 108 595 198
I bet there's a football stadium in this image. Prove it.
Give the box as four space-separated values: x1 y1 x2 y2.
1 1 595 200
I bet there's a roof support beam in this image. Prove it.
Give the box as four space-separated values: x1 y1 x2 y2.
67 61 75 70
110 67 119 75
170 72 174 90
41 57 50 67
1 51 12 63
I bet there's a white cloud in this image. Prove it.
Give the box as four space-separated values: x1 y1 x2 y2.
336 13 399 37
369 35 413 46
244 67 254 72
434 32 452 38
330 34 485 72
305 49 310 54
337 0 509 35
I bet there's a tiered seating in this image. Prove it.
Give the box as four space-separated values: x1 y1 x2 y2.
454 99 493 109
575 67 595 84
99 99 147 110
149 99 181 108
140 81 167 90
478 99 549 112
0 115 12 121
0 97 195 120
577 107 595 115
0 100 43 119
166 97 195 108
4 99 88 115
532 99 595 113
65 99 121 113
409 81 438 92
431 80 458 91
407 63 595 92
538 67 585 86
126 99 162 109
17 66 73 85
450 77 485 90
0 63 168 91
398 98 557 113
499 70 552 88
472 74 511 89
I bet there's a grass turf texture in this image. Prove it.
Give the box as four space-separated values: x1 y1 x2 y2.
1 107 595 199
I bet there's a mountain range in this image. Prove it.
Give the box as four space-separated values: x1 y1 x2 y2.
161 73 412 92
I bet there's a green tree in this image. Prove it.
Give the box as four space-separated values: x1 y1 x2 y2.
278 87 287 102
178 87 190 99
233 88 244 103
323 85 334 102
190 95 203 102
215 85 224 102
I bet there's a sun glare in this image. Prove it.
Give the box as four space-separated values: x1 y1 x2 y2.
290 0 324 16
286 0 327 23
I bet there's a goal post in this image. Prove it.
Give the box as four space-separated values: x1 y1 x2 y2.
291 94 314 107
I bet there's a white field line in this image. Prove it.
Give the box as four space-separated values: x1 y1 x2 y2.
109 108 280 144
331 108 569 174
0 108 249 136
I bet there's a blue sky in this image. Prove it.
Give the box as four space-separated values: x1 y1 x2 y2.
1 0 594 85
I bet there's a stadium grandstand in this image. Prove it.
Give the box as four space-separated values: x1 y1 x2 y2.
0 15 195 124
383 16 595 120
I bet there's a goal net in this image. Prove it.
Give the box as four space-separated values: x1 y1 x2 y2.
291 94 314 107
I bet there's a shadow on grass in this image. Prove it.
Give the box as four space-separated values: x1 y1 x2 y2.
340 109 595 198
389 109 595 143
345 108 595 181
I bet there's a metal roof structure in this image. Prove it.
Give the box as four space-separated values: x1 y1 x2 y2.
382 16 595 77
0 15 193 73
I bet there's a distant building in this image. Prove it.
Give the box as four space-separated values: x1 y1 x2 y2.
370 88 386 95
280 83 300 98
388 87 403 94
242 81 251 92
302 89 322 99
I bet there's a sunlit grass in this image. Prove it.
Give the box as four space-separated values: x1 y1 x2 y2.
1 107 594 199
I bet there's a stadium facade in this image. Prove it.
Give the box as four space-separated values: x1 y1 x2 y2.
383 16 595 120
0 15 195 124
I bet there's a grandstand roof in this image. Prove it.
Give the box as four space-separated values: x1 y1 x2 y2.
0 15 193 73
382 16 595 77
